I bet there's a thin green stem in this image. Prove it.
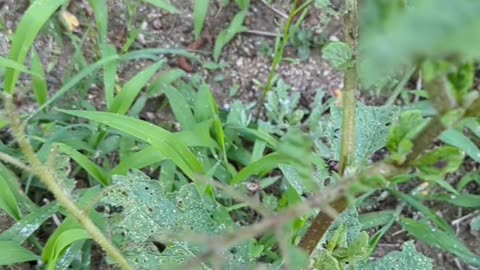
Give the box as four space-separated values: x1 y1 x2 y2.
254 0 300 122
338 0 359 175
4 94 133 270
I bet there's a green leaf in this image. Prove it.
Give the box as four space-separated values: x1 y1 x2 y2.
387 188 454 235
414 146 464 179
42 187 103 263
322 41 352 69
235 0 250 10
356 241 433 270
0 241 39 265
327 103 401 163
194 0 210 40
163 85 196 129
3 0 68 93
111 146 165 175
142 0 178 13
230 153 287 185
278 128 316 192
0 55 40 76
101 171 253 269
440 128 480 163
0 173 21 220
109 61 164 115
147 68 185 96
456 172 480 193
401 218 480 266
359 210 396 230
471 216 480 232
60 110 204 180
213 11 248 61
101 44 118 109
33 54 120 116
360 0 480 87
55 143 110 186
448 61 474 101
0 202 59 243
387 110 425 163
430 193 480 208
30 47 48 106
314 251 341 270
87 0 109 43
45 229 91 270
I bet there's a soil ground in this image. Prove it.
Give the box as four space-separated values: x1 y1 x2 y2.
0 0 479 269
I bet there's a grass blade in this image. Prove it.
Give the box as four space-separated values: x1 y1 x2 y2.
0 241 39 265
111 146 165 176
59 110 205 180
29 54 120 120
30 48 48 106
163 85 196 128
45 229 91 270
231 153 287 185
87 0 109 43
194 0 210 40
142 0 178 13
0 56 40 76
359 210 396 230
213 11 248 61
440 128 480 163
0 173 21 220
387 188 454 235
101 44 118 109
401 218 480 266
430 193 480 208
3 0 68 93
42 186 102 262
109 61 164 115
55 143 109 186
0 202 59 243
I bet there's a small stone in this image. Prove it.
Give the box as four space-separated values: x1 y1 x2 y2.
152 18 162 30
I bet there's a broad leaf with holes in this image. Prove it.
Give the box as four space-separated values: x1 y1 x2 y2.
355 241 433 270
100 171 254 269
326 103 401 163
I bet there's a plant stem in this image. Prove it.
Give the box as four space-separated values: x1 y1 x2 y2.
4 95 133 270
338 0 359 175
254 0 300 122
299 0 359 254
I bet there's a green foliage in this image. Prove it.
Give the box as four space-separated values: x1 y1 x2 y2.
101 171 254 269
264 79 305 128
0 241 39 265
142 0 178 13
194 0 210 40
278 128 316 192
414 146 464 180
360 0 480 87
0 173 21 220
387 110 425 163
313 209 370 269
30 48 48 106
327 103 401 163
3 0 68 93
213 11 248 61
109 61 164 115
60 110 205 180
322 41 353 70
401 218 480 266
1 0 480 269
356 241 433 270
